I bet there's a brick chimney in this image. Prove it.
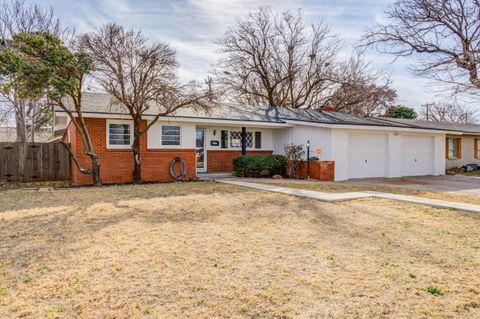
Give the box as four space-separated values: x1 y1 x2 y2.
321 107 336 112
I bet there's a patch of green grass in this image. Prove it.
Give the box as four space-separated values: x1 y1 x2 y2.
48 304 64 313
435 230 451 236
0 288 8 302
142 306 152 315
325 254 335 264
425 209 440 217
426 285 444 296
70 273 81 290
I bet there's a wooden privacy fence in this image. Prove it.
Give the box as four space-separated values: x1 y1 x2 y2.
0 142 71 182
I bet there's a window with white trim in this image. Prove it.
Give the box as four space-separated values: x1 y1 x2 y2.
161 125 181 146
108 122 132 147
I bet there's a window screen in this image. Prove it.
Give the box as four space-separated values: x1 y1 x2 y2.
448 138 459 159
255 131 262 149
162 125 181 146
108 123 131 146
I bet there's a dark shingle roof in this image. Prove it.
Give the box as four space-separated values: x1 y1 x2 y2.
374 117 480 134
57 92 476 132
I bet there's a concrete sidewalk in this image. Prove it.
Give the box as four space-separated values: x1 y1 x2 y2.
218 179 480 214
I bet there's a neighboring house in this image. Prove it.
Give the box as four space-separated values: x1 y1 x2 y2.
54 92 475 185
0 126 52 142
0 127 16 142
377 118 480 169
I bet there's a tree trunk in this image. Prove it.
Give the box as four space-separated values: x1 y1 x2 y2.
78 127 102 186
88 153 102 186
30 101 36 143
75 114 102 186
15 100 27 143
132 118 142 184
15 98 27 181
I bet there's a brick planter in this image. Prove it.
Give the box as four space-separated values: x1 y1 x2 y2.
298 160 335 181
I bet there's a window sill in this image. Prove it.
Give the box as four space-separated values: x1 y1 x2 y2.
107 146 132 150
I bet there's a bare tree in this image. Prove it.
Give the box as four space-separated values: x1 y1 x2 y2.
363 0 480 98
215 6 395 114
326 53 397 116
79 23 213 183
419 102 478 123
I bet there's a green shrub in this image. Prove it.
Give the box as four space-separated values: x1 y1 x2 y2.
309 156 319 161
233 154 287 177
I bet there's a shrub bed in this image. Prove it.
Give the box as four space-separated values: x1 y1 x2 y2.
233 154 287 177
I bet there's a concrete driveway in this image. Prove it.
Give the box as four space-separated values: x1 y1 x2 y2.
343 175 480 196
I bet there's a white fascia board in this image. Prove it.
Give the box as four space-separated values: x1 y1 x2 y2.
156 117 292 128
284 119 462 135
55 110 292 128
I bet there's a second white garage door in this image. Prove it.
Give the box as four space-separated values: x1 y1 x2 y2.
401 135 434 176
348 133 387 179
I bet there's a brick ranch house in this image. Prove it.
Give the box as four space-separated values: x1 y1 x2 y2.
53 93 480 186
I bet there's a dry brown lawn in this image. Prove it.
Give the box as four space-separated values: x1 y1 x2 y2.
1 182 479 318
251 179 480 206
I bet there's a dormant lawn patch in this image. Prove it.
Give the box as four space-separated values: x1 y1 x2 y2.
0 182 479 318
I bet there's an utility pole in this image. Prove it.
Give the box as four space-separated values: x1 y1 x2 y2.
421 103 434 121
205 76 213 101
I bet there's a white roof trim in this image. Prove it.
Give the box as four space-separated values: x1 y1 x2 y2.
55 110 291 128
284 119 462 135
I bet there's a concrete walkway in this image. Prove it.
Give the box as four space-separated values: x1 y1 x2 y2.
218 179 480 214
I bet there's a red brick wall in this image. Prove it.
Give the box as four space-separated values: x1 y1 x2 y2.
299 160 335 181
207 150 273 172
68 118 196 186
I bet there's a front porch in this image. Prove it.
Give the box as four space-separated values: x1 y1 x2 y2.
194 125 276 174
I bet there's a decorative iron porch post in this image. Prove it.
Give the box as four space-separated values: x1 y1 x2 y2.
241 127 247 155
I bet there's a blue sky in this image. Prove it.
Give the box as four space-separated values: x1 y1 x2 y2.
39 0 458 110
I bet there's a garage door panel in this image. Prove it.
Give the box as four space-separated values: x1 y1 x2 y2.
401 136 434 176
348 134 387 179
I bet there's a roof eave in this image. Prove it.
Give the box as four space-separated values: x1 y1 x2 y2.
54 109 292 128
284 119 461 134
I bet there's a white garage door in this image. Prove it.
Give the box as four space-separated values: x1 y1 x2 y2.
348 133 387 179
401 135 434 176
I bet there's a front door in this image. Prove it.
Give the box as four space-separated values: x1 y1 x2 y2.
196 128 206 173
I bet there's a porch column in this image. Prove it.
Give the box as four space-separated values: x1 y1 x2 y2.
241 127 247 155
